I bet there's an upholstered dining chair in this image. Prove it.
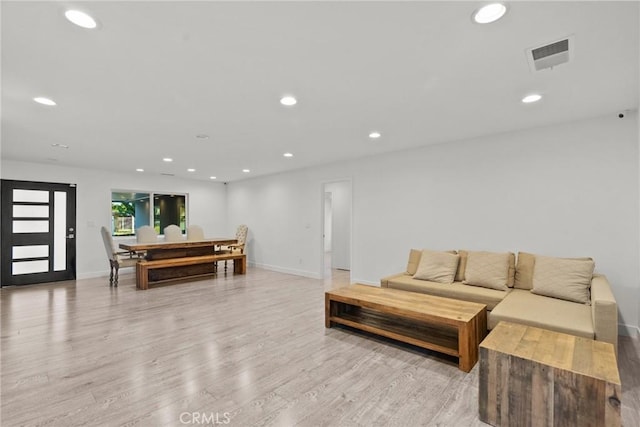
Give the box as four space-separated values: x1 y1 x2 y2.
136 225 158 243
164 224 183 242
101 226 137 286
221 224 248 271
187 224 205 241
228 224 248 254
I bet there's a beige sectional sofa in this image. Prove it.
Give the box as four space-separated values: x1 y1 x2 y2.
381 249 618 352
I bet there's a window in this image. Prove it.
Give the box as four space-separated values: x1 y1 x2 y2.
153 194 186 234
111 191 187 236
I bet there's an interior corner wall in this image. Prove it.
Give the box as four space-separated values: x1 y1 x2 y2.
227 113 640 333
0 160 228 279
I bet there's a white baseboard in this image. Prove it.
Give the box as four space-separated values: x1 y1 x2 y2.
249 262 322 280
77 270 109 280
76 266 136 280
619 323 640 337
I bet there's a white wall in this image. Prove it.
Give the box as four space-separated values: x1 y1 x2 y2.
225 170 322 277
1 160 227 278
227 113 640 334
325 181 351 271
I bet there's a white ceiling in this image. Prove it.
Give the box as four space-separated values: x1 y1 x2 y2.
2 1 638 182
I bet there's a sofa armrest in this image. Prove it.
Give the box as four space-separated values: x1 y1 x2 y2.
380 273 406 288
591 274 618 354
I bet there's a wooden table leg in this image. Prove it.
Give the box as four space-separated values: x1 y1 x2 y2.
458 312 484 372
136 262 142 290
234 256 246 274
325 294 332 328
458 323 472 372
136 262 149 290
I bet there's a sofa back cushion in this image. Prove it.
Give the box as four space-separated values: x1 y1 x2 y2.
531 255 595 304
457 250 515 287
462 251 511 291
406 249 423 275
455 250 468 282
412 250 460 284
514 252 536 290
507 253 515 287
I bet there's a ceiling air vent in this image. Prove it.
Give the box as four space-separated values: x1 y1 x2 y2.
526 35 573 72
160 173 175 176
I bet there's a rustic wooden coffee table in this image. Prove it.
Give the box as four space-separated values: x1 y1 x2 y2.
479 321 621 426
325 284 487 372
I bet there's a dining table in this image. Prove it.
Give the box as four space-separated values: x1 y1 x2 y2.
119 237 242 289
119 237 237 260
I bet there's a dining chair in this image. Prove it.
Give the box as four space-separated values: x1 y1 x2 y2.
187 224 205 241
228 224 248 254
101 226 138 286
136 225 158 243
164 224 183 242
221 224 248 271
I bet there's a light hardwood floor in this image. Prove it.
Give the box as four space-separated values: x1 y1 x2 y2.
1 268 638 426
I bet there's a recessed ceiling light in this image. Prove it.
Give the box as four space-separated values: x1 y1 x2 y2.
242 169 250 173
163 158 173 162
187 168 196 172
280 96 297 106
473 3 507 24
51 143 69 149
522 94 542 103
64 10 98 29
195 134 209 139
210 176 217 180
34 97 56 106
136 168 144 172
283 153 294 158
369 132 381 139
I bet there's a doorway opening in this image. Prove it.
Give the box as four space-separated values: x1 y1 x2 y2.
322 180 352 287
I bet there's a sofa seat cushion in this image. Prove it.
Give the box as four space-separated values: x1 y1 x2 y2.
385 275 509 310
489 289 594 339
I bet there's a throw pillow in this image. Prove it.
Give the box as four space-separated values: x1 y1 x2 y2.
515 252 593 290
462 251 510 291
413 250 460 284
531 255 595 304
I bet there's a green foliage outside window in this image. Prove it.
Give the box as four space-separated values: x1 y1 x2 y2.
112 201 135 217
111 192 187 236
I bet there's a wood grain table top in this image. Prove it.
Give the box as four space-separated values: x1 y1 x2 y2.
119 237 237 251
327 284 486 325
481 321 620 384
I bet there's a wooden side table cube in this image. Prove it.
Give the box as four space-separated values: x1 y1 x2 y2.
479 321 621 427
